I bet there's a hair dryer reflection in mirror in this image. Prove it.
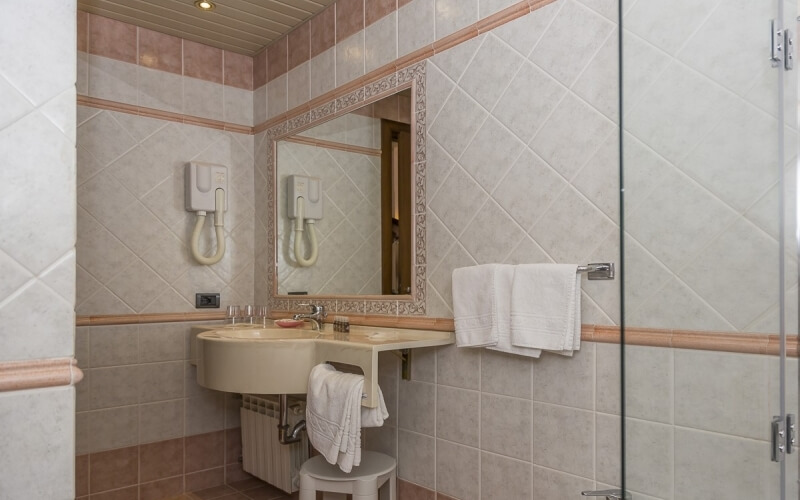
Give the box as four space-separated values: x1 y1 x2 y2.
287 175 324 267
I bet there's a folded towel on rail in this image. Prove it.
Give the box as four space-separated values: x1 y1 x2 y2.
305 363 389 473
510 264 580 355
487 265 541 358
452 264 512 348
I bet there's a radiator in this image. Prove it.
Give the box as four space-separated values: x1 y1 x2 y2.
240 394 308 493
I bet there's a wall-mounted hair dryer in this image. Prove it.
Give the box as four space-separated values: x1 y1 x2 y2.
185 162 228 265
287 175 323 267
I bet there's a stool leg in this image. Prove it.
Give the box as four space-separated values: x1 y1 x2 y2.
389 470 397 500
352 477 379 500
299 474 316 500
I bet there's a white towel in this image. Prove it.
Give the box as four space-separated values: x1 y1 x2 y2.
305 364 389 473
487 265 541 358
510 264 580 354
452 264 512 348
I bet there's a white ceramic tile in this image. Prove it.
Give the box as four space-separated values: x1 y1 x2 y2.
267 73 288 119
532 465 594 499
77 51 89 96
0 75 35 131
436 344 480 390
77 169 137 227
532 402 594 477
436 439 479 499
435 0 478 39
0 280 74 362
138 66 183 113
493 60 566 144
458 116 524 191
185 391 226 435
674 427 771 499
530 185 616 264
336 31 365 87
620 32 673 112
674 349 769 440
481 452 532 499
77 111 137 167
479 0 518 19
398 0 435 57
429 87 487 160
184 77 224 121
459 34 525 111
309 48 336 99
398 380 436 435
223 85 253 126
397 430 435 488
86 405 139 452
0 0 75 106
90 366 139 409
287 62 310 111
679 219 780 330
428 164 488 237
88 55 138 106
625 61 740 165
253 84 267 124
0 249 32 300
533 343 595 410
139 399 185 444
481 349 532 399
76 209 136 285
530 92 616 182
625 165 737 271
679 100 780 213
572 30 619 122
436 386 479 446
572 131 620 223
427 239 478 310
460 198 527 264
365 12 397 73
492 149 567 231
529 0 614 87
628 277 734 331
481 394 532 460
623 0 722 55
0 387 75 500
493 2 561 57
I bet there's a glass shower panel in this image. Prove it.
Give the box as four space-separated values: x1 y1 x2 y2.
620 0 797 498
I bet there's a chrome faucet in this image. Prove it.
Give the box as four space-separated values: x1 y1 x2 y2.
292 303 327 331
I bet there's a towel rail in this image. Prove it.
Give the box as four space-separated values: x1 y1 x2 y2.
577 262 615 280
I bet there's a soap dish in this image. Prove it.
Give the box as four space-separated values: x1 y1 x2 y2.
274 319 304 328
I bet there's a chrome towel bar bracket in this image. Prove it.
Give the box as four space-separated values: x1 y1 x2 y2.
577 262 615 280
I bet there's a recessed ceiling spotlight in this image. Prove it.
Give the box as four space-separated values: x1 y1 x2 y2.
194 0 216 11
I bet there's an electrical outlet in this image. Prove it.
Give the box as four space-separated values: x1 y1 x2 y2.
195 293 220 308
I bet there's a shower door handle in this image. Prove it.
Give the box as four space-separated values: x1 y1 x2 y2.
581 489 632 500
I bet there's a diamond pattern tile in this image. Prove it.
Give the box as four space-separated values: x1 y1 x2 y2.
76 110 256 313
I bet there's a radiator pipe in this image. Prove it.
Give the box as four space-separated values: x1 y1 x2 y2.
278 394 307 445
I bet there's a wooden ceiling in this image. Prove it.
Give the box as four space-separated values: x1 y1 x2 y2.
78 0 336 55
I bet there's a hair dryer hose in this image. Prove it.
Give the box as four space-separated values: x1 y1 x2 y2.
190 189 226 265
293 197 318 267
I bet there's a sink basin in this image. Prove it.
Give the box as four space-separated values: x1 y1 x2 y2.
194 324 454 407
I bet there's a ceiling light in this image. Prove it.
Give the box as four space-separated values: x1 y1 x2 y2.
194 0 215 11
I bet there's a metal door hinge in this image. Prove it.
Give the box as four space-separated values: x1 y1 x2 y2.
581 489 632 500
772 414 796 462
771 20 794 70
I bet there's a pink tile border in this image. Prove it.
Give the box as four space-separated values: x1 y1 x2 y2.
184 40 223 84
310 5 336 59
88 14 136 63
0 357 83 392
336 0 365 42
138 27 182 75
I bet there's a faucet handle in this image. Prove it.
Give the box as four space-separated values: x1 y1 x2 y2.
298 303 326 318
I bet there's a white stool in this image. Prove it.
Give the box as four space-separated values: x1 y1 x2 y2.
299 451 397 500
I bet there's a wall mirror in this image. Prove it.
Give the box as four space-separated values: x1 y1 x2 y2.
262 63 427 316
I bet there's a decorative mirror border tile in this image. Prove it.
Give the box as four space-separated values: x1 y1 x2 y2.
258 62 427 316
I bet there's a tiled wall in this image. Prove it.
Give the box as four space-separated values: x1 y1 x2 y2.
620 0 798 334
276 117 383 296
76 105 256 315
77 12 254 127
0 1 77 498
367 343 796 500
74 321 247 498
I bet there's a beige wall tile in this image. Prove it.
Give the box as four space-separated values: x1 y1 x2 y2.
399 380 436 435
481 394 532 461
436 386 479 447
533 344 595 410
481 452 532 499
533 402 594 478
397 430 435 489
436 344 480 390
481 349 532 399
435 439 479 499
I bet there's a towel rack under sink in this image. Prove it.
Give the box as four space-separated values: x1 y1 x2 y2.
576 262 615 280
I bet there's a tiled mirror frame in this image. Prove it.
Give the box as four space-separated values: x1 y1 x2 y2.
263 62 427 316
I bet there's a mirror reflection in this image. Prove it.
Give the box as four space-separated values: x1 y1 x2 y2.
276 89 412 296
